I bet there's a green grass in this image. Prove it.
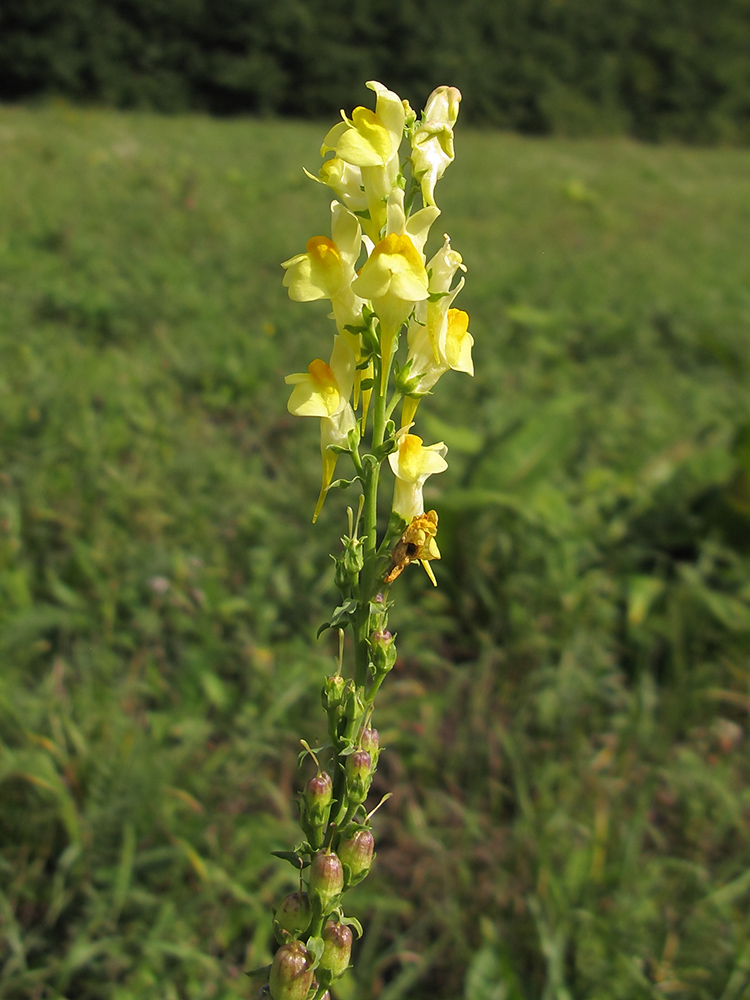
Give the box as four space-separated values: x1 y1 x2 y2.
1 102 750 1000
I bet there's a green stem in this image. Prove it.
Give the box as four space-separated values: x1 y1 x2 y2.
385 390 403 424
350 452 363 478
354 353 390 688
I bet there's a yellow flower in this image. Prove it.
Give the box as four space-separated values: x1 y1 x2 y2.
424 234 466 361
281 202 364 339
305 157 368 215
400 232 471 425
321 81 407 241
410 86 462 207
285 337 358 521
402 307 474 426
322 81 405 169
352 233 429 387
384 186 440 259
388 430 448 521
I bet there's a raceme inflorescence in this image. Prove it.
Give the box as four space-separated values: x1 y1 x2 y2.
264 80 471 1000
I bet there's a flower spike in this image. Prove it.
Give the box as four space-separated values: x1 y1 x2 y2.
274 79 466 999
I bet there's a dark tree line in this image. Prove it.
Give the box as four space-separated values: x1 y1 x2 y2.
1 0 749 141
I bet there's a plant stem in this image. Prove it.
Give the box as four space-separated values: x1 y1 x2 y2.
354 355 390 689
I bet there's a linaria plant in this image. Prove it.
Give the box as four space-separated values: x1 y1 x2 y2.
263 81 471 1000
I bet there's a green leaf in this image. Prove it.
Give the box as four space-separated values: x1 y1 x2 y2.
270 850 305 869
328 477 360 490
340 914 364 937
305 935 325 968
329 600 358 628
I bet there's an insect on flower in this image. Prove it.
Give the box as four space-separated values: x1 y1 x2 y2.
384 510 440 586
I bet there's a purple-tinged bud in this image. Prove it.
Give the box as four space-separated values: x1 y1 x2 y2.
338 828 375 885
301 771 333 849
369 592 387 625
273 891 312 938
319 920 353 980
268 941 314 1000
370 630 397 674
359 727 380 765
308 852 344 912
304 772 333 814
345 750 372 805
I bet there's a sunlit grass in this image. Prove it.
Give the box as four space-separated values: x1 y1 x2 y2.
1 103 749 1000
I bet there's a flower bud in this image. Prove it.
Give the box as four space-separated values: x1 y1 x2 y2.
268 941 314 1000
301 771 333 850
319 920 353 980
338 828 375 885
333 554 350 592
321 674 346 713
273 891 312 937
308 851 344 912
322 674 347 743
394 359 421 398
342 534 365 576
370 629 397 674
304 771 333 811
345 750 372 805
369 592 387 621
359 727 380 766
340 680 365 744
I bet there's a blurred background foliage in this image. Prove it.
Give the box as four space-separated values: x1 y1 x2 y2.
1 0 750 143
1 84 750 1000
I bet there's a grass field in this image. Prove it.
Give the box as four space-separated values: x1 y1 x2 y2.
1 102 750 1000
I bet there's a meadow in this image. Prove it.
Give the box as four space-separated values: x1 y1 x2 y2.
1 102 750 1000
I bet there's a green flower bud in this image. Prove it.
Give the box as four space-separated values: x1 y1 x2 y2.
273 891 312 938
370 629 397 674
301 771 333 850
322 674 346 715
268 941 314 1000
322 674 347 743
338 828 375 886
319 920 353 980
394 357 420 397
333 557 349 593
342 534 365 576
308 851 344 913
340 680 365 744
345 750 372 805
